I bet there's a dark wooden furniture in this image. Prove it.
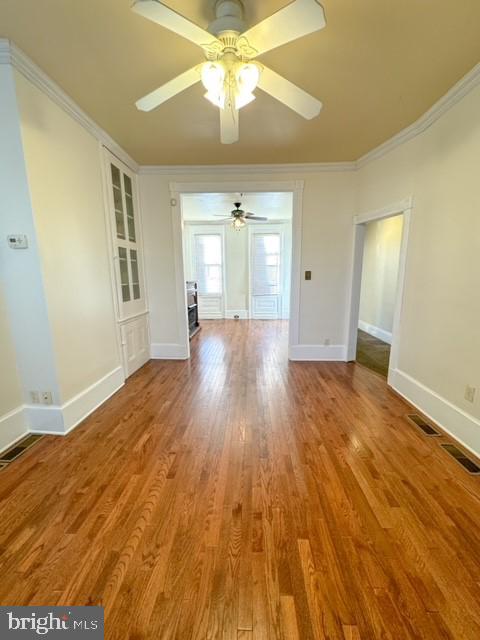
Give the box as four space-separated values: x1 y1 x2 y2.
186 281 200 338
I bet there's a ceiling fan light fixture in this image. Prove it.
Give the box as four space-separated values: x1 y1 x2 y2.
232 216 246 231
234 62 260 110
235 91 255 110
200 62 225 100
204 90 226 108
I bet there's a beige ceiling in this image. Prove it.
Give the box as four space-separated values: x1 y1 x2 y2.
1 0 480 165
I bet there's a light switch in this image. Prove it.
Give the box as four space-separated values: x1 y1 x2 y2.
7 234 28 249
305 270 312 280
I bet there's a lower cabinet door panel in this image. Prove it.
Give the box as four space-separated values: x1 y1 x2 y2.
120 315 150 377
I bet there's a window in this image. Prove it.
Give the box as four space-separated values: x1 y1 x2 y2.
252 233 281 295
110 162 142 306
194 234 223 295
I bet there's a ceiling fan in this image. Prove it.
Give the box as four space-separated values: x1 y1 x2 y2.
215 202 268 230
132 0 326 144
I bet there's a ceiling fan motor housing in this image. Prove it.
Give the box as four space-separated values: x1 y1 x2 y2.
208 0 246 37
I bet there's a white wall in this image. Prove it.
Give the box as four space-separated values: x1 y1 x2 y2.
140 170 356 350
0 284 23 416
15 71 121 403
359 215 403 341
356 82 480 449
225 224 248 312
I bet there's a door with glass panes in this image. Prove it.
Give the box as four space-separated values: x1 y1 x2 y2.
105 151 149 377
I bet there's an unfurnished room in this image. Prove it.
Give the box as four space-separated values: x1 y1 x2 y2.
0 1 480 638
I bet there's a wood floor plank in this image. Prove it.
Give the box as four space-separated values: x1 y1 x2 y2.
0 319 479 639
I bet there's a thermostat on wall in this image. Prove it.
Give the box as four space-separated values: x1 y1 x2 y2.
7 234 28 249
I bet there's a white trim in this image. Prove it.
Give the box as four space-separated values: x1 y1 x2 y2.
225 309 249 319
357 62 480 168
0 39 137 171
151 343 189 359
345 200 412 371
289 344 346 361
0 406 29 453
61 366 124 432
172 181 303 360
390 369 480 458
140 163 356 175
139 62 480 173
172 181 300 194
354 198 413 225
358 320 392 345
2 40 480 175
26 366 125 435
25 405 65 434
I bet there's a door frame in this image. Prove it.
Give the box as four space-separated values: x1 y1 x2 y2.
169 180 303 359
345 196 413 385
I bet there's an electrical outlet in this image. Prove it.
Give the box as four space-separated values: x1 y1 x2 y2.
324 338 331 346
41 391 53 405
464 385 476 403
30 391 40 404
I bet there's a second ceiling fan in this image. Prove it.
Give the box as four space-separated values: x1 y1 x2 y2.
215 202 268 230
132 0 326 144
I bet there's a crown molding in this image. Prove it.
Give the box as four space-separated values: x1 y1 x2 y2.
139 162 357 175
0 39 138 172
357 61 480 168
2 39 480 176
141 61 480 175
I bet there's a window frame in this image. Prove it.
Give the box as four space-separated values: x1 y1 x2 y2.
193 233 224 297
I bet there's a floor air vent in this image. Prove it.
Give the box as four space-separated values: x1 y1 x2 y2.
0 434 43 464
406 414 440 436
441 444 480 474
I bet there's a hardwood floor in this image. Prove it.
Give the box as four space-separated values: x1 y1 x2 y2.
1 320 480 639
356 329 391 378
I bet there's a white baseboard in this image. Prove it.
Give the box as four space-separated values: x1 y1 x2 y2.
389 368 480 458
25 405 64 434
151 343 188 359
61 366 124 433
289 344 347 361
0 406 29 452
359 320 392 345
225 310 249 319
27 366 125 436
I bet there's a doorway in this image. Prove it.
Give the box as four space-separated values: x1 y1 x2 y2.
181 192 293 324
169 180 303 360
346 198 412 384
356 214 404 377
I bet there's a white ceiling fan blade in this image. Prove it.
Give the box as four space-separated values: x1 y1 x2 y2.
220 107 239 144
239 0 326 57
132 0 222 50
257 66 322 119
136 66 200 112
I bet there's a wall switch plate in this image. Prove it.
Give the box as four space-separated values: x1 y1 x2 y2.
41 391 53 405
465 385 476 403
305 270 312 280
7 234 28 249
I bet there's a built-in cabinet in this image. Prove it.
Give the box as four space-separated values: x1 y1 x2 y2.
104 150 149 377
